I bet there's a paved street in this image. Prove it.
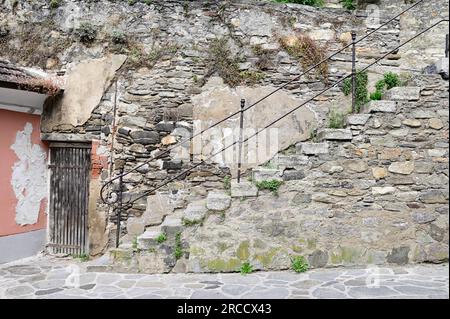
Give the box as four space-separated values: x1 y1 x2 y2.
0 256 448 299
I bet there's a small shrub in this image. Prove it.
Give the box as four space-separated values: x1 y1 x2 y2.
291 256 309 273
370 90 383 101
273 0 324 7
223 175 231 190
280 33 329 84
383 72 400 89
240 262 253 275
340 0 356 10
75 22 97 44
341 70 368 113
111 30 127 45
255 179 283 195
206 38 242 87
240 70 265 85
132 236 138 249
73 253 89 262
156 233 167 244
49 0 60 9
174 232 183 260
328 109 346 129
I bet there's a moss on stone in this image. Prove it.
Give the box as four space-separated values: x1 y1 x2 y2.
330 247 362 265
236 241 250 260
206 258 241 272
254 248 279 268
189 246 205 256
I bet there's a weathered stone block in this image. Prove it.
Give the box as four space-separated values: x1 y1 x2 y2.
347 114 371 126
155 121 175 132
126 217 146 237
161 216 183 236
206 192 231 211
183 202 208 224
275 155 309 168
411 212 437 224
388 161 415 175
231 181 258 198
419 190 448 204
137 227 163 249
365 100 396 113
282 170 305 181
402 119 421 128
252 168 283 182
384 87 420 101
429 118 444 130
298 142 329 155
372 167 387 180
386 246 410 265
130 130 160 145
372 186 396 196
318 129 352 141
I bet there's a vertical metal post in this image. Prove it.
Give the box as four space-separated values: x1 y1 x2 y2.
237 99 245 183
446 34 449 58
351 31 357 114
115 167 124 248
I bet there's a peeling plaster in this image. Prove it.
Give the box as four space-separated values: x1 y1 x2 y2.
10 123 48 226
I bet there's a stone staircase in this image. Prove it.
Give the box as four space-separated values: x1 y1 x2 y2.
88 80 448 273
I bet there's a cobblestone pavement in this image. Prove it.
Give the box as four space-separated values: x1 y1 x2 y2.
0 257 448 299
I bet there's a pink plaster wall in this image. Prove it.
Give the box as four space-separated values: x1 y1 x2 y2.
0 109 48 237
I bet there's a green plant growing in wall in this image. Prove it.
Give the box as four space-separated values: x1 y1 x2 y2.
206 38 242 87
328 109 347 129
383 71 400 89
340 0 356 10
255 179 283 195
73 253 89 262
279 33 329 84
239 262 254 275
132 236 138 250
223 175 231 190
111 30 127 45
342 70 368 113
156 233 167 244
291 255 309 273
75 22 97 44
49 0 60 9
174 232 183 260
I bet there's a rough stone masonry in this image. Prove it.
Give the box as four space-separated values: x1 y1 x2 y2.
0 0 448 272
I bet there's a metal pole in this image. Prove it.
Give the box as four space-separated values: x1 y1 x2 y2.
237 99 245 183
115 167 124 248
351 31 357 114
446 34 449 58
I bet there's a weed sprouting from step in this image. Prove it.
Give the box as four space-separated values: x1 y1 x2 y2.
72 253 89 262
370 72 401 101
240 262 254 275
328 109 347 129
182 218 204 227
291 255 309 273
132 236 138 250
223 175 231 190
342 70 368 113
174 232 183 260
156 233 167 244
255 179 283 195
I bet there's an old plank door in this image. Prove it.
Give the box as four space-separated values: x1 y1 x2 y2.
48 143 91 255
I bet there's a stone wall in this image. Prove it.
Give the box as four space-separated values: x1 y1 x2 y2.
0 0 448 263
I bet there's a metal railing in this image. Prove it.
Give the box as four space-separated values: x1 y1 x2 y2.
100 0 448 247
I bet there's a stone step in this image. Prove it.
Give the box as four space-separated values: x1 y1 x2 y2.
137 226 163 249
383 86 420 101
363 100 396 113
296 142 329 155
183 201 208 224
347 114 371 126
317 129 352 141
206 191 231 211
231 180 258 198
161 215 183 236
252 168 283 182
